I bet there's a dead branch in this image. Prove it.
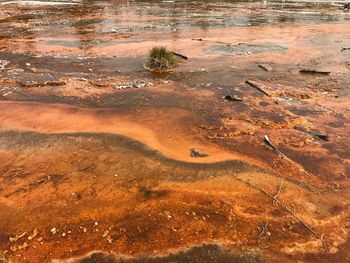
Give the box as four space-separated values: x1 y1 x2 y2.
299 69 330 75
171 52 188 60
273 180 284 206
245 80 270 96
263 135 286 158
235 176 327 253
257 64 273 72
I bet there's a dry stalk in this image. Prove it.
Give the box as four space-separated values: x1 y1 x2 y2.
258 221 271 239
273 180 284 206
235 176 327 253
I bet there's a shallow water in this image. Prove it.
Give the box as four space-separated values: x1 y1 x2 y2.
1 0 350 49
0 1 350 263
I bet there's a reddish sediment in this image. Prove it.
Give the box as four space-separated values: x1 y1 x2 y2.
0 1 350 262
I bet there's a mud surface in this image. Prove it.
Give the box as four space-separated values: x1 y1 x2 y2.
0 0 350 263
66 244 264 263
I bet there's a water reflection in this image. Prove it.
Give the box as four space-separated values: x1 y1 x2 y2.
0 0 349 50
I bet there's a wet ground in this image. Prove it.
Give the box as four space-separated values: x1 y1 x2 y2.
0 0 350 262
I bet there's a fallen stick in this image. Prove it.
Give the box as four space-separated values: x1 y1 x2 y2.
191 38 203 41
295 126 329 141
245 80 270 96
171 52 188 60
299 69 330 75
341 47 350 52
309 130 329 141
263 135 286 158
223 95 243 101
257 64 272 72
235 176 327 253
340 3 350 9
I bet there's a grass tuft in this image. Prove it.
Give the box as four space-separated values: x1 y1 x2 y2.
146 46 178 72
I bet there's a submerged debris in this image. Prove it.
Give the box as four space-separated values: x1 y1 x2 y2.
115 80 153 90
71 192 81 201
274 96 293 104
115 84 132 90
223 95 242 101
245 81 270 96
263 135 286 157
50 228 57 235
10 242 28 252
295 126 329 141
133 80 146 88
20 80 67 88
190 148 208 158
257 64 273 72
310 130 329 141
299 69 330 75
27 229 38 240
9 232 26 243
140 187 153 199
208 42 288 55
171 51 188 60
340 3 350 9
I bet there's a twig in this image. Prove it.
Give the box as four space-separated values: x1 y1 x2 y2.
263 135 286 158
273 180 284 206
300 182 317 193
257 64 272 72
0 221 8 236
171 52 188 60
299 69 330 75
295 126 329 141
263 136 317 191
235 176 327 253
245 80 270 96
258 221 271 239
